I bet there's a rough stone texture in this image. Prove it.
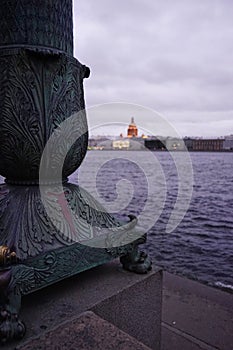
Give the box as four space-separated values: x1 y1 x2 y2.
2 260 162 350
3 263 232 350
91 268 162 350
161 271 233 350
162 325 203 350
17 311 151 350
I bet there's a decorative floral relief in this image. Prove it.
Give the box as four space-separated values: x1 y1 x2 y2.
0 183 131 260
0 0 73 54
0 49 88 181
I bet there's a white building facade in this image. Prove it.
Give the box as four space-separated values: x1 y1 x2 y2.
223 135 233 150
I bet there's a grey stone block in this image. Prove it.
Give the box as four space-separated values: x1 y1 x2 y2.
91 266 163 350
17 311 151 350
4 260 162 350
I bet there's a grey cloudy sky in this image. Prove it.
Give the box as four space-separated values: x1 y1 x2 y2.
73 0 233 137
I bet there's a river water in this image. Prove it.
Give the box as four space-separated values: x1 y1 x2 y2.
73 150 233 291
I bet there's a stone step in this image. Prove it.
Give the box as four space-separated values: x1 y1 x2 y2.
17 311 151 350
3 261 162 350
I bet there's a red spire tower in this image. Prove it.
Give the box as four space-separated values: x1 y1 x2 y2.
127 117 138 138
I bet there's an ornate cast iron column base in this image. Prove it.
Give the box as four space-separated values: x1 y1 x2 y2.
0 247 25 344
0 0 152 344
0 309 25 344
120 235 152 274
0 183 152 343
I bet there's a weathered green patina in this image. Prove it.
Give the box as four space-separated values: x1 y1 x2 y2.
0 0 151 343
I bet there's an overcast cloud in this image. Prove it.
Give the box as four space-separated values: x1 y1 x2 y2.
73 0 233 137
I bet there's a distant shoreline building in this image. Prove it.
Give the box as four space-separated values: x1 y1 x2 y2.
191 138 224 152
88 119 232 152
112 139 130 150
223 135 233 151
127 117 138 138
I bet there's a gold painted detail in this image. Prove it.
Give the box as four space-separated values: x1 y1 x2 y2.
0 246 17 267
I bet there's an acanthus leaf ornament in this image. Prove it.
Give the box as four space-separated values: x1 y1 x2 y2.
0 0 151 343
